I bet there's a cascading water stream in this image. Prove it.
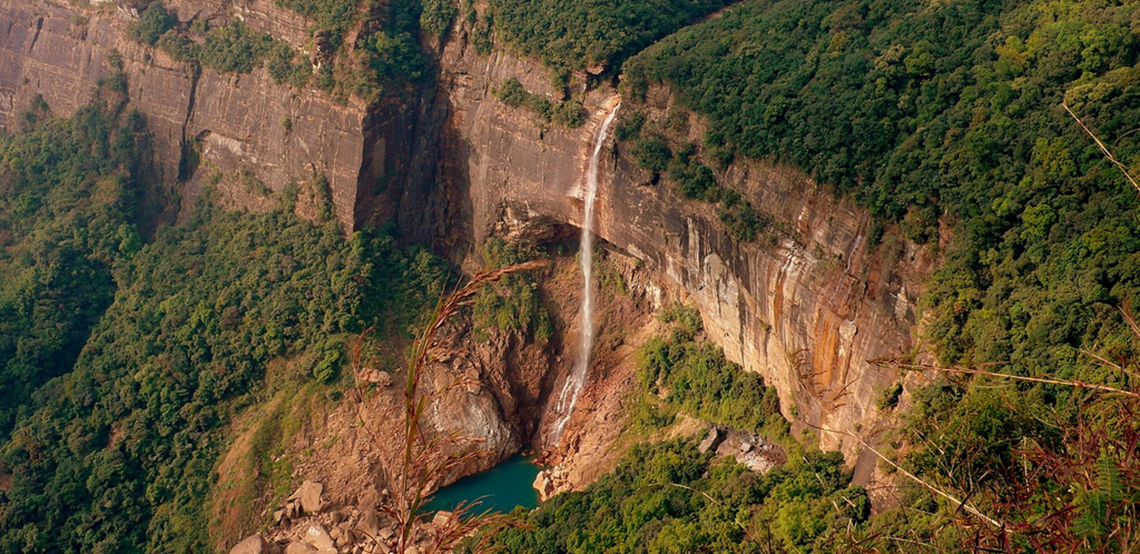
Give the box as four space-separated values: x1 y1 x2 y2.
550 101 620 445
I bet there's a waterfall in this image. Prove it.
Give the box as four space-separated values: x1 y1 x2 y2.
550 102 620 445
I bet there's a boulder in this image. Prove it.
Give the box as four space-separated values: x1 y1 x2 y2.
229 534 269 554
533 470 556 499
285 543 317 554
302 523 337 554
698 427 724 453
288 481 324 515
431 511 453 527
358 368 392 387
357 507 380 538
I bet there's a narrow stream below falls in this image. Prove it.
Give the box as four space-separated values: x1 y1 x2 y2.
423 454 542 514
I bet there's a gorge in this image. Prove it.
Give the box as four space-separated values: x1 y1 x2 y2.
1 0 1138 553
0 0 930 545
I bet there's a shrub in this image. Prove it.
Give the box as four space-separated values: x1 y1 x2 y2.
129 2 176 46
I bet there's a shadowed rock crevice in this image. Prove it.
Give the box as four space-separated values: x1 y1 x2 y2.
177 65 201 182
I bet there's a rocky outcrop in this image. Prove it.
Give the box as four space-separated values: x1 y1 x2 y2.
0 0 417 231
427 18 936 467
715 429 786 474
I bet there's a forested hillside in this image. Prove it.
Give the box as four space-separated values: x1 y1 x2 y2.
624 0 1140 370
0 72 147 440
1 0 1138 552
487 0 730 74
617 0 1140 550
0 79 450 554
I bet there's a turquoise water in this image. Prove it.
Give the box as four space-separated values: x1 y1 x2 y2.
423 454 542 514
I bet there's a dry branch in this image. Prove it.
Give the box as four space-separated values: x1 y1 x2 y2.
874 359 1140 399
353 260 547 554
1062 103 1140 195
803 421 1006 530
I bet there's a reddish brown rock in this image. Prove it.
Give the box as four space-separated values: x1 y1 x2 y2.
430 16 937 470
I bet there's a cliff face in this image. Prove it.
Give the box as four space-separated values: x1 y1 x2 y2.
0 0 935 488
428 25 937 464
0 0 417 230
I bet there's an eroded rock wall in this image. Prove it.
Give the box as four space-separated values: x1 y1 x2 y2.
430 23 936 463
0 0 414 230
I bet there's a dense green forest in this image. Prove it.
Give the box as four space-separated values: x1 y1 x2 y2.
0 90 449 553
483 441 864 554
487 0 730 75
638 306 785 435
618 0 1140 550
624 0 1140 371
0 73 146 440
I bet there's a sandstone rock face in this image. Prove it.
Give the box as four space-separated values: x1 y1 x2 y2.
0 0 418 231
429 22 936 464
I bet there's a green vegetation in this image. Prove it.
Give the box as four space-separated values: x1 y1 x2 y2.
628 127 771 243
274 0 358 50
197 21 277 74
275 0 429 103
130 1 430 104
0 73 145 439
129 4 291 77
639 306 785 435
266 42 312 88
0 204 448 553
624 0 1140 549
420 0 459 40
471 238 552 344
625 0 1140 365
495 79 587 128
128 2 176 46
481 441 867 554
0 91 451 551
488 0 729 74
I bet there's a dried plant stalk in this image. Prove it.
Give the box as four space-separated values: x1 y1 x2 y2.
805 421 1006 530
1062 103 1140 195
353 260 546 554
875 359 1140 399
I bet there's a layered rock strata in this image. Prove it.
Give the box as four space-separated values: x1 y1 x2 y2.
428 22 937 465
0 0 417 230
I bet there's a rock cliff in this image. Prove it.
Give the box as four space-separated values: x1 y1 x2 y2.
0 0 936 498
0 0 418 230
425 19 938 466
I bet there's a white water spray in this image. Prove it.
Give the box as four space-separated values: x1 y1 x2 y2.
550 102 620 445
